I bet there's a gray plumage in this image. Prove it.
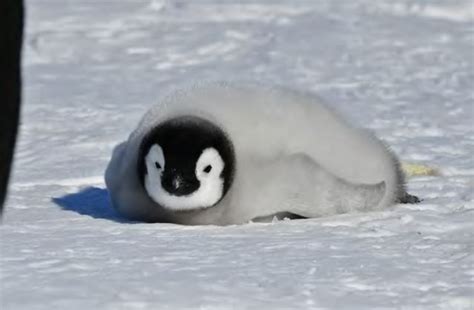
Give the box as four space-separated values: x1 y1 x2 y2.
105 82 406 225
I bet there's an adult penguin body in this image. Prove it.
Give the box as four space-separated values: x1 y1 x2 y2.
105 82 410 225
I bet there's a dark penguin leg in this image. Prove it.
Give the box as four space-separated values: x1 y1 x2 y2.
398 192 421 204
0 0 24 214
252 212 308 222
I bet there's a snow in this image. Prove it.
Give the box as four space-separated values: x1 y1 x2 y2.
1 0 473 309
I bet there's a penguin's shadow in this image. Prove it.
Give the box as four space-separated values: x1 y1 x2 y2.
52 187 130 223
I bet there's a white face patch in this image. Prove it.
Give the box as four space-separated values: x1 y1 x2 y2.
144 145 225 211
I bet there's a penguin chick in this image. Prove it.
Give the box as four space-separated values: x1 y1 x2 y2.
139 116 235 212
105 82 417 225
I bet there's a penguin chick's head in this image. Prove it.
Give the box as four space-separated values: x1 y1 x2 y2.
138 116 235 212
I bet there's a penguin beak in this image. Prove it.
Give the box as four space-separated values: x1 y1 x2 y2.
172 175 182 190
161 171 199 196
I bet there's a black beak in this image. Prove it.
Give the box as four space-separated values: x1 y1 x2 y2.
161 172 200 196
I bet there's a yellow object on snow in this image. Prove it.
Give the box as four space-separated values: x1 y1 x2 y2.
402 163 440 177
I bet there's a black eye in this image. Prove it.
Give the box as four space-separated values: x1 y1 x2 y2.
155 162 161 169
203 165 212 173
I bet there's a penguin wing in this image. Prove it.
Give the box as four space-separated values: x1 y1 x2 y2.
236 153 387 222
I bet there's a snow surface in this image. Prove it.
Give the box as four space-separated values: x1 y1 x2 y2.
1 0 473 309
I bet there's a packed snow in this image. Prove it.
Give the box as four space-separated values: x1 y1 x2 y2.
1 0 473 309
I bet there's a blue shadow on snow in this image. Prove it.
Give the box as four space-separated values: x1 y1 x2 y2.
53 186 130 223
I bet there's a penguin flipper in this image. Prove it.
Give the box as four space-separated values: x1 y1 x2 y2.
252 153 388 220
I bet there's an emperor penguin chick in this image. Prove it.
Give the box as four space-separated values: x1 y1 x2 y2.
105 82 414 225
